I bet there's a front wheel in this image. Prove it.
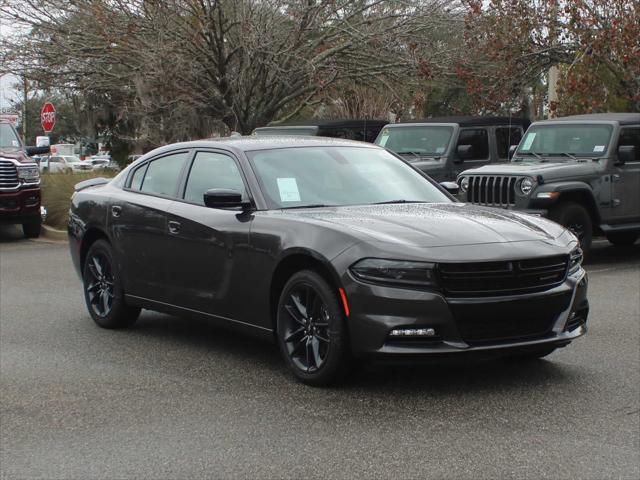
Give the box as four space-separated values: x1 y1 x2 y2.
276 270 351 386
606 232 638 246
549 202 593 253
22 218 42 238
83 239 140 329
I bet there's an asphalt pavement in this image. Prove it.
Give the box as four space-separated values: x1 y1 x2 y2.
1 225 639 479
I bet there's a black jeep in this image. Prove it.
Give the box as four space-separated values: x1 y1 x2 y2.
457 113 640 252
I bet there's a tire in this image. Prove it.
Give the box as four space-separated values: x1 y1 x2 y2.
504 346 557 361
22 218 42 238
83 239 140 329
549 202 593 253
606 232 639 246
276 270 351 386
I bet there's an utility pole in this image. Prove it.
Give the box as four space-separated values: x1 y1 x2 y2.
547 2 559 118
22 73 28 143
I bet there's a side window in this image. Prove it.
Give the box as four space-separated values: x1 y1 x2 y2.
139 152 189 197
129 163 148 191
183 151 246 206
495 127 524 159
457 129 489 160
49 156 61 163
618 128 640 162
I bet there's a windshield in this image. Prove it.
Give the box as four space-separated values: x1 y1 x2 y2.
247 146 450 209
516 124 613 159
375 126 453 158
62 156 81 163
0 123 22 151
254 127 319 136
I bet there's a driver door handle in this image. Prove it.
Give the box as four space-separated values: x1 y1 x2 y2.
168 221 181 235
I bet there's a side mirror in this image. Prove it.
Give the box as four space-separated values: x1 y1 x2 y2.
456 144 473 162
616 145 636 165
439 181 460 195
508 145 518 160
25 145 51 156
203 189 248 209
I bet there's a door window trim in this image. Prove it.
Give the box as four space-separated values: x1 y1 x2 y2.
616 126 640 165
457 127 490 162
123 149 194 200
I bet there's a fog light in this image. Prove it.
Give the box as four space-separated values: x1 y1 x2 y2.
390 328 436 337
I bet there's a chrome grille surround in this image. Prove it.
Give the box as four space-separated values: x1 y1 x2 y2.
0 158 20 190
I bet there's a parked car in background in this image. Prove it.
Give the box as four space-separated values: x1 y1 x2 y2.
69 136 587 385
0 120 47 238
253 119 388 143
457 113 640 252
375 116 530 182
41 155 94 173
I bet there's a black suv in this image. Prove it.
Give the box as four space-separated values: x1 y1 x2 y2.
457 113 640 252
253 119 387 143
374 116 530 182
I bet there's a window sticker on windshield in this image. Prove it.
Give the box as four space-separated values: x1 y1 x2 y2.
436 147 445 154
12 140 19 147
521 132 536 151
277 177 301 202
593 145 605 153
377 129 390 147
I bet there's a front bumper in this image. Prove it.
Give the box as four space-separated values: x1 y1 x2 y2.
0 187 42 224
343 268 588 359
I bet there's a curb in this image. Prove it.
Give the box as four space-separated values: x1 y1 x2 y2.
42 225 68 241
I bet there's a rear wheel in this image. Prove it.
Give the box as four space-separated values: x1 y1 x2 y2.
22 218 42 238
549 202 593 253
276 270 351 386
83 239 140 329
606 232 638 246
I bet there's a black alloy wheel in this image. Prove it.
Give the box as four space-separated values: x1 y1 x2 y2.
83 239 140 329
277 270 350 385
549 202 593 253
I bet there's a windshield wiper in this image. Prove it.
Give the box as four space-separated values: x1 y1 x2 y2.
518 151 544 161
281 204 333 210
373 200 426 205
548 152 578 160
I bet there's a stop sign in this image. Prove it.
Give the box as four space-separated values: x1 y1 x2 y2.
41 102 56 133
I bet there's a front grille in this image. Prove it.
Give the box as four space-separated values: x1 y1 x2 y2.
438 255 569 297
0 160 19 190
450 291 572 344
465 175 518 206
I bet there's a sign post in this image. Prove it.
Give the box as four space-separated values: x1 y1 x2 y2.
40 102 56 134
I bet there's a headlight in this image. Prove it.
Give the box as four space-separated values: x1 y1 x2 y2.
520 177 534 195
350 258 437 288
17 165 40 182
459 177 469 193
568 247 583 274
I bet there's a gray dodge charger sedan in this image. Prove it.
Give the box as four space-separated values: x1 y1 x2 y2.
69 137 588 385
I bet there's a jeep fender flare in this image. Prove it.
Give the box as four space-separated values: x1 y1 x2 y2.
532 181 601 225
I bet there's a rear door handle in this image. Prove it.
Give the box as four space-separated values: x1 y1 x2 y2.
111 205 122 218
168 221 181 235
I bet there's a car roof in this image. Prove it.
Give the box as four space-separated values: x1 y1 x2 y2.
255 119 388 129
536 113 640 125
392 116 531 127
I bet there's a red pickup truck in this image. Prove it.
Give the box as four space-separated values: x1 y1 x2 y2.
0 121 48 238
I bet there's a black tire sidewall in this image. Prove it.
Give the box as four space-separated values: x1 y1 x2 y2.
550 202 593 252
83 239 139 329
276 270 350 386
22 218 42 238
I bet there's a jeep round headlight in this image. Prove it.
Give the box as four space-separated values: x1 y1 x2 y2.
520 177 534 195
459 177 469 193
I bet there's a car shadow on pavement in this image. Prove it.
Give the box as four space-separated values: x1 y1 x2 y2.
0 225 27 243
128 311 578 396
585 239 640 267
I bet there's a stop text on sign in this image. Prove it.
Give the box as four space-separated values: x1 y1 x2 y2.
41 102 56 133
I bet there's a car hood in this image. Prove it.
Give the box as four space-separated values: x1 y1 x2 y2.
0 148 29 163
460 160 599 180
272 203 567 247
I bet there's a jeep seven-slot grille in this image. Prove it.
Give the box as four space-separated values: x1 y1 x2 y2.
438 255 569 297
465 175 518 207
0 160 19 190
